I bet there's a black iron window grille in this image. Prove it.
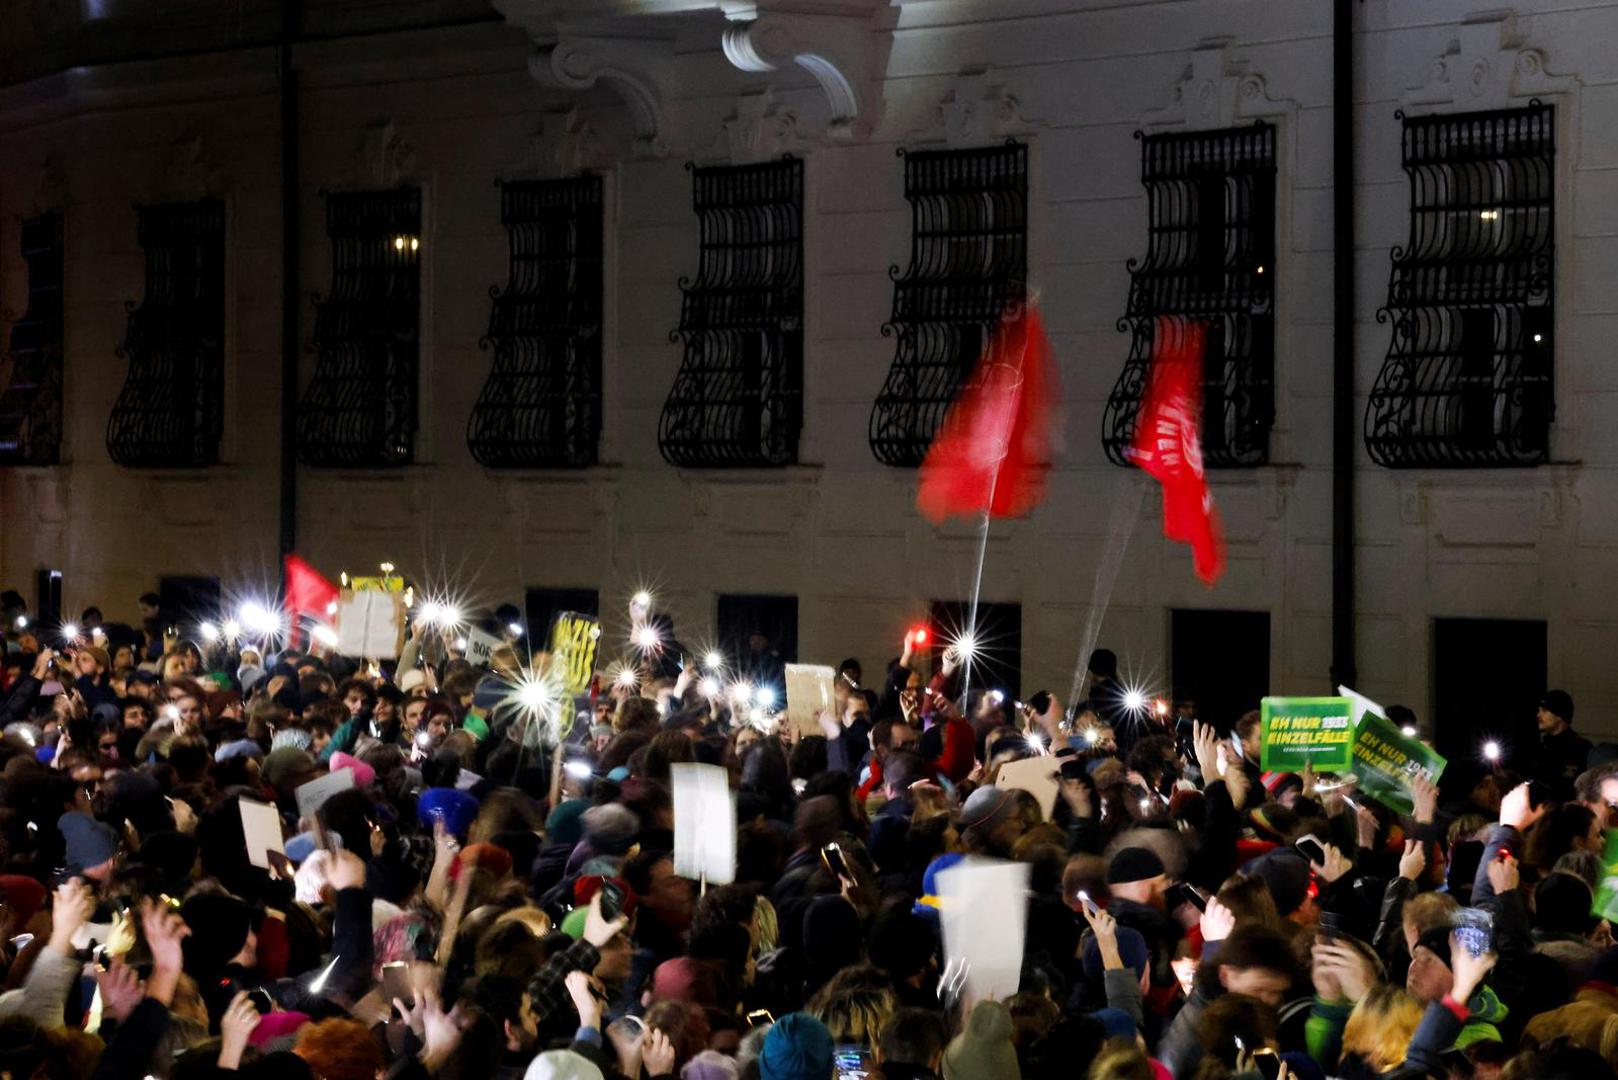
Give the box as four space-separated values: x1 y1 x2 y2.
1103 123 1276 468
299 187 421 468
1366 103 1555 468
870 142 1027 467
659 157 803 468
470 176 602 468
107 200 225 468
0 212 64 466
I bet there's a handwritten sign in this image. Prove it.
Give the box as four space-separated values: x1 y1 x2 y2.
548 612 602 696
1259 697 1354 773
465 627 502 667
1351 710 1446 816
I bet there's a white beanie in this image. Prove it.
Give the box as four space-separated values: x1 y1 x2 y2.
524 1050 605 1080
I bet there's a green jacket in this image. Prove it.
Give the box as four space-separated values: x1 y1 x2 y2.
1306 983 1506 1070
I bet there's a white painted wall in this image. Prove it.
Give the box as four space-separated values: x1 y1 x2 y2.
1 1 1615 735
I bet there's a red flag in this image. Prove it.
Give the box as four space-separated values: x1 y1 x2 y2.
916 305 1059 522
283 555 339 617
1130 316 1226 586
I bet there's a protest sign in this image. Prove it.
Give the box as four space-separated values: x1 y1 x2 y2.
335 590 405 658
549 612 602 696
295 768 356 820
1337 684 1386 723
1594 832 1618 924
239 798 284 870
937 858 1030 1004
465 627 502 667
672 763 736 885
784 663 836 739
1259 697 1355 772
996 756 1061 819
1350 710 1447 815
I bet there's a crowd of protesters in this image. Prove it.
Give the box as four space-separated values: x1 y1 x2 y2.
0 584 1613 1080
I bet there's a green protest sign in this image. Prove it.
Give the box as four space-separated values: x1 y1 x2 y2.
1594 832 1618 923
1259 697 1355 772
1350 710 1447 815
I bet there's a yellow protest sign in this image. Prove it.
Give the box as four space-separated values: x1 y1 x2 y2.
549 612 602 696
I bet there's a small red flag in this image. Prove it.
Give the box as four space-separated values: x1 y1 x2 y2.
1130 316 1226 586
916 305 1058 523
283 555 339 617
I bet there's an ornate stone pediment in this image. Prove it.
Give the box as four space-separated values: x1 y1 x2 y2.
1140 38 1291 131
1401 11 1575 111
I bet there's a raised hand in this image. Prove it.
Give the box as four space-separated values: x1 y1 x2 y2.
1312 843 1351 884
1081 902 1123 970
565 969 604 1031
1398 839 1426 883
1192 721 1222 784
1499 782 1545 833
642 1028 676 1078
582 890 630 949
1487 851 1520 896
1410 771 1439 825
96 960 144 1024
217 991 260 1070
1201 897 1236 943
1448 933 1498 1005
48 877 93 954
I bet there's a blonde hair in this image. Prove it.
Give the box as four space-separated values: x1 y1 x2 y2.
1403 891 1460 937
1089 1038 1154 1080
754 895 779 955
807 965 898 1048
1342 986 1424 1071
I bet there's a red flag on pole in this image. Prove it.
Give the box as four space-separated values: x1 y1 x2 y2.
283 555 339 617
916 305 1059 523
1130 316 1226 586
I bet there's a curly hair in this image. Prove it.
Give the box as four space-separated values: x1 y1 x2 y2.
293 1018 385 1080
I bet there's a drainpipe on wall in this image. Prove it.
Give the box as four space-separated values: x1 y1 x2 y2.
1331 0 1358 691
278 0 301 569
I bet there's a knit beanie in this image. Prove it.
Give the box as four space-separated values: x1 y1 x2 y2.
1415 925 1453 971
180 892 255 974
524 1049 605 1080
546 798 590 847
1106 846 1166 886
58 812 118 874
958 785 1017 832
1244 850 1312 916
263 747 316 787
1536 872 1598 935
941 999 1017 1080
758 1013 835 1080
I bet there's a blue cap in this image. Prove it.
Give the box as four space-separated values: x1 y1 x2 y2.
34 746 54 764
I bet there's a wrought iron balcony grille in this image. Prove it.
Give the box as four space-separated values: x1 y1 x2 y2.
870 142 1027 467
1103 123 1277 468
299 187 421 468
1366 102 1555 468
107 200 225 468
0 212 64 466
658 157 803 468
470 176 603 469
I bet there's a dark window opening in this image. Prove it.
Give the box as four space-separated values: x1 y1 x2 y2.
927 599 1023 700
871 142 1027 466
0 212 64 466
1104 123 1277 469
299 187 421 467
471 176 603 469
107 200 225 467
659 158 803 468
1170 609 1271 731
1366 103 1555 468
